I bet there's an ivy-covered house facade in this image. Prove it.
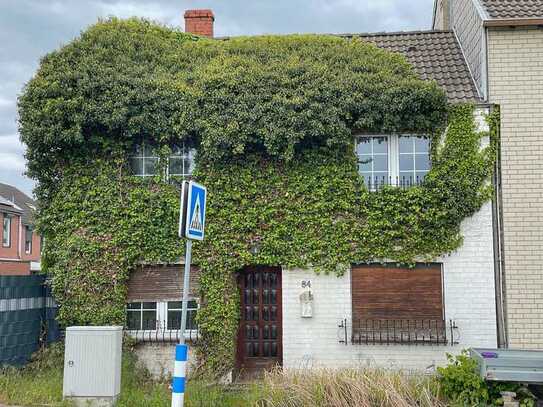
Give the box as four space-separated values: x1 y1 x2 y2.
19 9 500 378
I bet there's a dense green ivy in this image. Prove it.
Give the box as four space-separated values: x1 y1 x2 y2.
18 18 496 376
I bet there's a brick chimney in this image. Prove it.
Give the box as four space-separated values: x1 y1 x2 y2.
184 9 214 38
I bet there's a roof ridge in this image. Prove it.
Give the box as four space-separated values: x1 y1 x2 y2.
339 29 454 38
216 30 454 42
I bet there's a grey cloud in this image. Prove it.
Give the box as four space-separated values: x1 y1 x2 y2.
0 0 434 196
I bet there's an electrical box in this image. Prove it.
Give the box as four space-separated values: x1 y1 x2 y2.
471 348 543 383
63 326 123 406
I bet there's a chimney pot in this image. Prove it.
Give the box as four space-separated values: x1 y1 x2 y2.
184 9 214 38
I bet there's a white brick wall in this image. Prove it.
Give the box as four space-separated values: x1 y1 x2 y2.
282 202 497 371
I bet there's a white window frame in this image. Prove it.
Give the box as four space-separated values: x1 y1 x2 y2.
125 300 199 340
129 143 160 178
356 134 430 189
2 213 11 248
129 142 196 180
165 300 198 331
126 301 159 330
24 225 32 254
166 143 196 179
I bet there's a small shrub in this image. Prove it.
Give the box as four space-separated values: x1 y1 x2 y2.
437 351 489 406
438 351 538 407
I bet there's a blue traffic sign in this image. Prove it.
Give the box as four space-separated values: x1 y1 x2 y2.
184 181 206 241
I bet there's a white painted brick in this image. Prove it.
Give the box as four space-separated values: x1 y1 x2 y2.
282 202 497 371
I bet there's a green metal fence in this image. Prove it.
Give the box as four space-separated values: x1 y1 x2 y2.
0 275 60 366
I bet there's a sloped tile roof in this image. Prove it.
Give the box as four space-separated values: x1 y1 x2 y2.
480 0 543 19
0 183 36 225
352 30 481 103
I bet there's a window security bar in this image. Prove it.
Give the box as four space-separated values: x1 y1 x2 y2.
339 319 456 346
362 175 425 191
124 319 199 343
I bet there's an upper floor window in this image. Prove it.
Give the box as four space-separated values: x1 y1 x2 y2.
129 143 159 177
2 214 11 248
168 144 195 178
129 142 195 179
25 226 33 254
356 135 430 190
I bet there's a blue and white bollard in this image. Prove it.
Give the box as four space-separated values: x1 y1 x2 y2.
171 344 187 407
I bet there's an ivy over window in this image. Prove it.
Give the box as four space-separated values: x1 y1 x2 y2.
18 18 496 377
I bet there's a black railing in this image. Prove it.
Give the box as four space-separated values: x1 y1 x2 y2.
363 175 425 191
339 319 453 346
124 319 199 343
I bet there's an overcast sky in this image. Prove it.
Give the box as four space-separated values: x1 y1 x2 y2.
0 0 434 197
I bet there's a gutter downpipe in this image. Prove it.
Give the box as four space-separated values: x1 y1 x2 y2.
491 101 508 348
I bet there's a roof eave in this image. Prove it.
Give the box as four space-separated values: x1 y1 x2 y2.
484 18 543 27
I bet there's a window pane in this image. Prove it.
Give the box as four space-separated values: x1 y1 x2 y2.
415 137 430 153
143 144 158 157
142 302 156 310
130 157 144 176
183 157 193 175
187 309 197 330
185 149 196 176
358 155 372 172
372 137 388 154
399 155 414 171
25 227 32 253
3 216 10 246
126 311 141 330
356 138 371 155
399 136 413 154
168 300 197 310
144 158 159 176
127 302 141 310
171 144 184 156
415 154 430 171
372 155 388 172
169 157 184 176
132 143 144 157
168 310 181 330
168 301 182 309
142 311 156 329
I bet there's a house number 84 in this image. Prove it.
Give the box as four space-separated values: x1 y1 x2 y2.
301 280 311 288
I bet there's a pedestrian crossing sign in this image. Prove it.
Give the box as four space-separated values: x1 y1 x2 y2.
180 181 207 241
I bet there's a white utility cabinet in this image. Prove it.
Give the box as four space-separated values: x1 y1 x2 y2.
63 326 123 407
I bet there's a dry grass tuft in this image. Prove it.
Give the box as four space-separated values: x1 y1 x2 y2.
258 367 445 407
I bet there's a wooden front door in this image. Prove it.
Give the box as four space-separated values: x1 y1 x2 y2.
236 266 282 378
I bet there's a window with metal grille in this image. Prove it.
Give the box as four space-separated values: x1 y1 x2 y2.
356 135 430 190
126 302 157 330
350 264 446 345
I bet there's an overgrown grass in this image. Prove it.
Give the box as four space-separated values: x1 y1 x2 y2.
0 343 259 407
1 343 448 406
259 368 445 407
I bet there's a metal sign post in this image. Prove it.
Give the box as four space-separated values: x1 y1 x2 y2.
172 181 206 407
